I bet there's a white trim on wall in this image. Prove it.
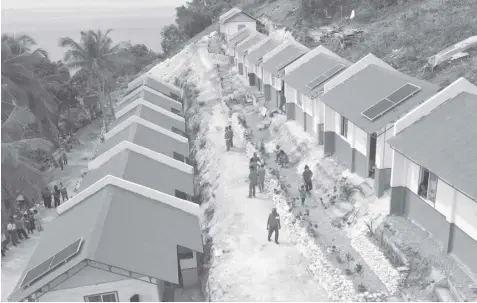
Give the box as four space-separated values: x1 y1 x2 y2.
105 116 188 144
116 98 186 122
56 175 200 216
88 141 193 174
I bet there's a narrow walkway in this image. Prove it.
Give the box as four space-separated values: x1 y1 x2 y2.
204 100 328 301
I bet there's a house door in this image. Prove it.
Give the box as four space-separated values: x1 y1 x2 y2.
369 133 377 178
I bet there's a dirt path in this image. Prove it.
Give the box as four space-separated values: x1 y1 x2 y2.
1 118 102 301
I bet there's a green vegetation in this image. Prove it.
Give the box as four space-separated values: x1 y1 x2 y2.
249 0 477 86
1 31 161 223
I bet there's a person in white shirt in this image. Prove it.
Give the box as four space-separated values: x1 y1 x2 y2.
6 217 19 246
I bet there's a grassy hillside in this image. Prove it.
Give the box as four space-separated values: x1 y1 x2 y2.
244 0 477 87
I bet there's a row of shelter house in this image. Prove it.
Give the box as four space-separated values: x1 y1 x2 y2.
8 71 204 302
220 8 477 274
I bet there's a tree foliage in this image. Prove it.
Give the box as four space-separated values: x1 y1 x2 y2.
161 24 189 56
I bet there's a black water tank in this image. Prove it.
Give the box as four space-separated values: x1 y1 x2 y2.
130 294 140 302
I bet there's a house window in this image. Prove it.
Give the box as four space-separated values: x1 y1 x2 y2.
169 93 181 103
339 116 348 138
296 91 302 106
170 108 182 117
175 190 189 201
84 291 118 302
238 24 245 30
173 152 186 163
417 167 438 202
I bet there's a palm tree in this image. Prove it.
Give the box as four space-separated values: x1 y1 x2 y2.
59 29 131 132
1 34 60 143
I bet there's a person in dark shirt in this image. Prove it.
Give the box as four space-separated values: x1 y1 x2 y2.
248 162 258 198
302 165 313 192
267 208 281 244
53 185 61 208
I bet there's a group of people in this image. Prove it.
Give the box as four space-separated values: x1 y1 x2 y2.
57 150 68 171
248 152 266 198
41 183 69 209
2 208 43 257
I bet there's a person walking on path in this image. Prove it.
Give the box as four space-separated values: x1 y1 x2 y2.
58 156 64 171
1 232 7 256
61 150 68 166
248 161 258 198
7 218 19 246
267 208 281 244
299 185 307 206
224 126 233 151
14 216 29 240
257 164 266 192
59 182 69 202
303 165 313 193
42 187 52 208
53 185 61 208
229 125 234 147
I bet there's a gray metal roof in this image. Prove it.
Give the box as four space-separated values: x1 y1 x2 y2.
112 104 186 132
261 44 308 77
9 186 203 301
388 92 477 200
283 53 351 98
236 33 266 56
320 64 440 134
228 28 252 49
97 123 189 159
246 38 282 65
79 150 194 196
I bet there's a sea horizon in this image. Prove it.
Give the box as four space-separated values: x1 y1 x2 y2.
1 5 180 61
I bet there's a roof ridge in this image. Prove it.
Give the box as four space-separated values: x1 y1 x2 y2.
88 141 193 174
116 98 185 122
57 175 201 217
105 115 188 143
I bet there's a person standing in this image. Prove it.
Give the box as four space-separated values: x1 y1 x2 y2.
59 182 69 202
58 156 64 171
303 165 313 193
267 208 281 244
248 163 258 198
224 127 233 151
7 218 19 246
23 213 34 234
299 185 307 206
14 216 29 240
229 125 234 147
257 164 266 192
33 210 43 232
1 232 7 256
62 150 68 166
53 185 61 208
42 187 52 208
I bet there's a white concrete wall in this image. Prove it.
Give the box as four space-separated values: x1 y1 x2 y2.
272 75 282 91
324 105 336 132
390 151 407 187
324 53 394 93
393 77 477 136
285 83 297 104
303 95 313 115
41 276 160 302
263 69 272 85
376 124 394 169
180 251 198 270
453 191 477 241
223 18 255 41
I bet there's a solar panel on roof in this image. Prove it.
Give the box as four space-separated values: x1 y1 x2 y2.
362 99 394 121
386 83 421 104
20 238 84 288
305 64 346 91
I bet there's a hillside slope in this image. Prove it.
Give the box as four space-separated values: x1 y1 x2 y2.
246 0 477 87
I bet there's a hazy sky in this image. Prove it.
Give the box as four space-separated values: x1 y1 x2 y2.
1 0 188 10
